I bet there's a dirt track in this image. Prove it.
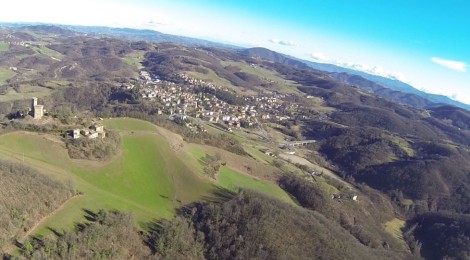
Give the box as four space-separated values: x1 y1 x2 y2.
3 195 81 256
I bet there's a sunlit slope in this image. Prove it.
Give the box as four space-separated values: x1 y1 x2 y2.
0 120 211 234
0 118 294 237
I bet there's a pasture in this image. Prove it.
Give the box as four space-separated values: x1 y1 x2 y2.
0 118 295 238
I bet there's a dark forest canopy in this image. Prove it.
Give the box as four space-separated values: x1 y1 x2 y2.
12 191 409 260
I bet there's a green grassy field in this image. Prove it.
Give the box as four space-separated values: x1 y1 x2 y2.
244 145 275 164
72 135 176 215
218 166 294 204
220 60 300 94
384 218 407 249
104 117 157 131
186 69 233 88
0 118 296 240
0 67 16 85
0 87 51 102
0 119 212 235
0 41 9 52
37 45 63 60
390 135 415 157
122 50 145 68
0 133 175 230
123 57 141 67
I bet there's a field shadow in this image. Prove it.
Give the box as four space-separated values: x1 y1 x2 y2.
46 227 64 237
82 208 97 222
201 184 236 203
140 218 164 254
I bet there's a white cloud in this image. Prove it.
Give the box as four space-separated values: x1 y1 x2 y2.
431 57 467 72
309 52 407 82
310 52 331 61
146 19 172 26
269 39 296 46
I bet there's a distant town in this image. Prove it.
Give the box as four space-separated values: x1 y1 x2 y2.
131 70 317 133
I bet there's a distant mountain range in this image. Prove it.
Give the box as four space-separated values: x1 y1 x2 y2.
242 47 470 111
303 60 470 110
0 22 238 49
1 22 468 111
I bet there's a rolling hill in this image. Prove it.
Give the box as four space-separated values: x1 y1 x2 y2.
1 24 470 259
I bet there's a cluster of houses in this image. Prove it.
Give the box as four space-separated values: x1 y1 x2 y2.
134 71 302 131
70 124 106 139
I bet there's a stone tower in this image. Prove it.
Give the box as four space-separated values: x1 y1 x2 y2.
31 97 43 119
32 97 38 109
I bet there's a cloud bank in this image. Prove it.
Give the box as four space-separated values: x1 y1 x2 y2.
431 57 467 72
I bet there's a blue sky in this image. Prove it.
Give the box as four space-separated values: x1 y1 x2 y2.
1 0 470 104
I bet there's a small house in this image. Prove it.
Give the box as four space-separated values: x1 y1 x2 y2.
88 132 99 139
72 129 81 139
90 124 104 133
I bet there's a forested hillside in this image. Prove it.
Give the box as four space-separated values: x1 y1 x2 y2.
0 159 74 253
15 191 411 260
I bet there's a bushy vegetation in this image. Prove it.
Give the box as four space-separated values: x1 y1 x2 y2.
404 213 470 260
15 210 151 260
279 174 329 210
0 159 74 252
10 191 409 259
149 216 205 259
279 175 405 251
156 190 405 259
201 153 222 179
65 130 121 160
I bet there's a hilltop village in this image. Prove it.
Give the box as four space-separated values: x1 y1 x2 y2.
132 71 310 132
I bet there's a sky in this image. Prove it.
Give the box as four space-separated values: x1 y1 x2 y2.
1 0 470 104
